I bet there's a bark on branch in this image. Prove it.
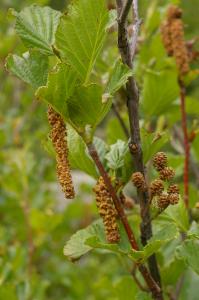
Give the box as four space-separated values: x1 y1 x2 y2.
116 0 162 289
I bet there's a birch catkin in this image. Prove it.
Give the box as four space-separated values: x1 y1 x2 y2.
161 5 190 76
94 177 120 243
48 106 75 199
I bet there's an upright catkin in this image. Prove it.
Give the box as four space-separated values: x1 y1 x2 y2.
161 5 189 76
94 177 120 243
48 106 75 199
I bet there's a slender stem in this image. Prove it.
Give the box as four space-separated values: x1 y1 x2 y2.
131 264 149 292
112 103 129 138
173 126 199 186
87 143 162 299
116 0 162 288
179 80 189 208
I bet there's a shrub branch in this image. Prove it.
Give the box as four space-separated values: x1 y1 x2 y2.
115 0 162 288
87 143 162 300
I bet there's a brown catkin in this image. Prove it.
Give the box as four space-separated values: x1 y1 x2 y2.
94 177 120 243
153 152 168 171
48 106 75 199
168 184 180 195
132 172 146 191
159 167 175 181
161 5 190 76
157 193 170 210
150 179 164 197
169 193 179 205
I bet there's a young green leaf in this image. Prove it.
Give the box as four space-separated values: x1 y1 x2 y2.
6 51 48 89
63 219 105 260
12 5 61 55
104 60 134 99
105 140 128 170
55 0 109 84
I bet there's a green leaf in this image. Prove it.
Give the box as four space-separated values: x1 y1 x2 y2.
104 60 134 98
141 69 179 117
187 221 199 239
162 258 186 285
105 140 128 170
6 51 48 89
13 5 61 55
176 240 199 275
177 270 199 300
67 84 112 137
63 219 105 260
128 223 179 262
36 63 78 123
114 276 138 300
55 0 109 83
67 125 98 178
36 63 112 137
164 199 189 232
106 115 129 144
141 129 169 164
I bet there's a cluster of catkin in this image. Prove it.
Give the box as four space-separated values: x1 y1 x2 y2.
94 177 120 243
161 5 190 77
131 152 179 211
48 106 75 199
150 152 179 210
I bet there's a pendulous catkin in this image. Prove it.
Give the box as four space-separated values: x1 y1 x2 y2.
161 5 190 76
94 177 120 243
48 106 75 199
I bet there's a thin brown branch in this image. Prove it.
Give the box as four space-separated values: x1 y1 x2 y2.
112 103 129 138
87 143 162 299
173 126 199 186
131 263 149 292
179 80 190 208
116 0 162 289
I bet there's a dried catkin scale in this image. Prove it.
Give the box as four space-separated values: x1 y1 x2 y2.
131 172 146 191
48 106 75 199
150 179 164 197
153 152 168 171
159 167 175 181
94 177 120 243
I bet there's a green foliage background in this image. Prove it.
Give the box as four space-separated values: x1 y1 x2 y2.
0 0 199 299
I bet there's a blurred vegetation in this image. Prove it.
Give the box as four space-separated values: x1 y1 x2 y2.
0 0 199 299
